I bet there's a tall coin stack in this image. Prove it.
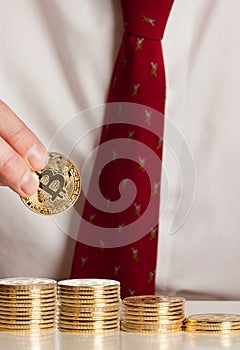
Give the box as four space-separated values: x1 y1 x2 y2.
122 295 185 334
58 279 121 333
184 313 240 334
0 277 57 332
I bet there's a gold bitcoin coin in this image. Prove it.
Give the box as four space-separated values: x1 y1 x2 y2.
0 277 56 289
0 323 56 331
121 326 182 334
58 278 120 289
186 313 240 324
122 308 184 317
121 322 182 334
122 315 185 323
123 295 185 307
20 152 81 215
122 304 184 313
58 326 120 334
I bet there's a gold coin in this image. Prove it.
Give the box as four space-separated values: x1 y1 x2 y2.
0 277 56 289
58 292 119 298
0 322 56 329
59 308 120 315
58 288 120 295
122 322 182 329
58 286 120 293
59 296 120 303
122 322 184 330
59 314 120 321
0 295 56 300
58 326 119 334
0 295 55 302
59 297 120 304
0 317 56 323
184 327 240 334
58 279 120 289
0 300 56 306
123 295 185 307
0 327 56 333
185 313 240 324
0 302 56 309
0 311 56 318
184 321 240 329
59 305 120 312
58 322 120 328
122 310 184 318
59 304 121 312
122 306 184 315
122 304 185 311
60 307 120 314
58 292 120 299
20 152 81 215
60 312 120 320
58 327 120 333
0 326 56 333
59 313 119 319
0 297 56 303
122 305 184 312
0 305 56 312
122 301 184 307
0 287 56 292
184 326 240 333
0 319 56 327
0 288 56 295
121 324 182 334
59 318 120 325
0 312 56 319
184 322 240 329
58 322 119 329
121 327 183 334
59 318 119 325
122 303 184 315
122 315 185 324
58 284 120 290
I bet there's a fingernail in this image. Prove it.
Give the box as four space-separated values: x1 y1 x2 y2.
20 171 39 196
26 144 48 170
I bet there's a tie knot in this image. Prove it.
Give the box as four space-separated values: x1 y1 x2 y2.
121 0 174 40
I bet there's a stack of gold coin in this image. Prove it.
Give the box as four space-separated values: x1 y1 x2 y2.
184 313 240 334
122 295 185 334
0 277 57 332
58 279 121 333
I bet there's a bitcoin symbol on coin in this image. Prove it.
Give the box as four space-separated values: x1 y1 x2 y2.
39 169 66 201
21 152 81 215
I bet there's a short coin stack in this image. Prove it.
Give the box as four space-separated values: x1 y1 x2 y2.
0 277 57 332
58 279 121 333
184 313 240 334
122 295 185 334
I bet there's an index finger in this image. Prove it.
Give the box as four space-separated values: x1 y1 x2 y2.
0 100 48 170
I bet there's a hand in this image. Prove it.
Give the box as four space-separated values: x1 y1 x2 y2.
0 100 48 197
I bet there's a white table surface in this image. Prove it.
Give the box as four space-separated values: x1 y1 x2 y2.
0 301 240 349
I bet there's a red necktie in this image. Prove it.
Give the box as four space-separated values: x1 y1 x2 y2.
71 0 174 298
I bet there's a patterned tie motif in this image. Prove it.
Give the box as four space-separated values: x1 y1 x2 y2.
71 0 174 298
